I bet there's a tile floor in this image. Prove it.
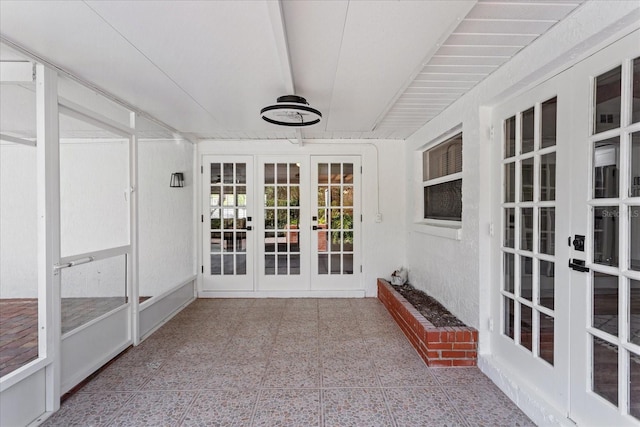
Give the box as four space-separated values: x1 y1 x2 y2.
42 298 534 426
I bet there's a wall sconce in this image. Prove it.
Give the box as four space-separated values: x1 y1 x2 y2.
170 172 184 188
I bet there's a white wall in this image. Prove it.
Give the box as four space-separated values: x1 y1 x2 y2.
198 139 405 296
138 139 194 297
0 143 38 298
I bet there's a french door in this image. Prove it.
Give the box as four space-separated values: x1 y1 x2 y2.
492 29 640 425
201 154 361 294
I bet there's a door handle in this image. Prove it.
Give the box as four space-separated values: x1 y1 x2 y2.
312 225 318 230
569 258 589 272
246 226 252 231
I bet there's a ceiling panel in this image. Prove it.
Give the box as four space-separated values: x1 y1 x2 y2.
467 2 581 21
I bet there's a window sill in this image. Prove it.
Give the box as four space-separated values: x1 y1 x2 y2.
413 222 462 240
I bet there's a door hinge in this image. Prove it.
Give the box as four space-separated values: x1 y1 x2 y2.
200 165 203 174
360 214 363 222
360 265 362 273
201 265 204 273
201 215 204 222
360 166 363 174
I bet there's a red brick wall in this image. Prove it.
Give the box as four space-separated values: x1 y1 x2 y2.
377 278 478 367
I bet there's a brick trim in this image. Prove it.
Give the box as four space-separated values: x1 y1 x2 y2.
377 278 478 367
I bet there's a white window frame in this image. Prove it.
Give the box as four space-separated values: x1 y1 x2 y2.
413 126 463 240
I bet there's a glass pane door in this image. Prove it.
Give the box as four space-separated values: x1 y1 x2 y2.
202 156 253 292
311 157 361 291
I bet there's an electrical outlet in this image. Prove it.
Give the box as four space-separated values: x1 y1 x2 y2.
375 213 383 223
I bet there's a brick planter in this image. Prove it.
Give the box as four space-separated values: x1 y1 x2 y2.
377 278 478 367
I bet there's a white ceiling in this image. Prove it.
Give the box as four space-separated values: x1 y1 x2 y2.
0 0 583 141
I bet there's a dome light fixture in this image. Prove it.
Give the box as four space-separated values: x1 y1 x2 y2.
260 95 322 127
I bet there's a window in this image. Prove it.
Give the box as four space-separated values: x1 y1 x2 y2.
422 132 463 222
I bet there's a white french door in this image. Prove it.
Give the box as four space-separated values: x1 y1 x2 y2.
567 31 640 426
201 156 254 291
201 154 361 295
491 76 571 412
311 156 362 290
491 29 640 425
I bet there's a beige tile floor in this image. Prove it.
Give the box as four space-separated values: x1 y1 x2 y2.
43 298 534 426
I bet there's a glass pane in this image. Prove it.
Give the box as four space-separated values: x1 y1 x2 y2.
632 207 640 271
264 232 275 253
539 260 555 310
633 57 640 124
504 297 514 339
331 187 341 206
632 133 640 197
277 209 287 229
344 232 353 252
265 186 275 207
541 97 557 148
630 280 640 346
277 186 288 207
211 232 221 253
236 209 246 230
505 162 516 203
594 66 621 134
593 336 618 406
211 255 221 275
289 163 300 184
521 257 533 301
210 209 221 229
223 211 234 229
318 164 328 184
540 152 556 201
210 186 221 207
265 209 275 229
61 255 126 334
318 254 328 275
423 133 463 181
276 163 288 184
504 252 515 293
290 186 300 207
594 138 620 199
521 207 533 251
539 207 555 255
223 187 234 206
521 107 535 154
289 232 300 253
593 272 619 337
505 116 516 158
343 254 353 274
423 179 462 221
630 351 640 420
331 254 341 274
504 208 515 248
236 232 246 252
520 304 533 351
265 255 275 275
539 313 554 366
236 163 246 184
330 164 340 184
223 163 233 183
343 186 353 207
343 164 354 183
211 163 221 184
223 232 233 252
278 254 287 275
331 232 341 252
318 231 328 252
594 206 619 267
318 186 328 207
290 255 300 275
277 231 287 252
265 164 275 184
236 255 246 275
236 186 246 207
331 209 341 229
521 157 534 202
344 209 354 230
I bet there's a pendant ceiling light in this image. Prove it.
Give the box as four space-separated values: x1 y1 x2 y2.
260 95 322 127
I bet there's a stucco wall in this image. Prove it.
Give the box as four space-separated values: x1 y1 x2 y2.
138 139 194 297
